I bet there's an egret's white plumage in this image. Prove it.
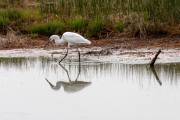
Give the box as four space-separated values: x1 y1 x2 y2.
49 32 91 46
49 32 91 63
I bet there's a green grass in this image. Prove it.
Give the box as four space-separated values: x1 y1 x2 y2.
28 21 65 36
0 16 10 28
68 17 87 32
87 18 105 37
39 0 180 23
0 9 21 21
20 9 42 22
0 0 179 37
116 21 124 32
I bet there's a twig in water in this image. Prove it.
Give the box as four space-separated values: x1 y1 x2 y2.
150 49 161 67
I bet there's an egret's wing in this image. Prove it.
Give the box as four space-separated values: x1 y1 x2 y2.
63 32 91 44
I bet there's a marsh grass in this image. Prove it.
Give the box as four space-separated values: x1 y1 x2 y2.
28 21 65 36
0 16 10 28
68 17 87 33
39 0 179 22
116 21 124 32
20 9 42 22
24 0 180 37
87 18 106 37
0 0 179 37
0 9 21 21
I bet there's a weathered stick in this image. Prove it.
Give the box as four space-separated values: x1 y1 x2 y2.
150 49 161 67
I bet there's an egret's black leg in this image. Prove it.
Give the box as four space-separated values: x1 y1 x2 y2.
75 48 81 81
59 48 68 64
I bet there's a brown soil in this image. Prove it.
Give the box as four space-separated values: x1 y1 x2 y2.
0 35 180 50
37 36 180 50
91 37 180 49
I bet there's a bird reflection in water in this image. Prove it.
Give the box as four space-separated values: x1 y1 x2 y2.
45 61 91 93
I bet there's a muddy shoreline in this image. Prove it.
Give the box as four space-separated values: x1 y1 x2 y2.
0 35 179 64
0 47 179 64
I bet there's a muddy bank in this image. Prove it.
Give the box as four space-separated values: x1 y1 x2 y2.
0 34 180 64
0 32 180 50
0 47 179 64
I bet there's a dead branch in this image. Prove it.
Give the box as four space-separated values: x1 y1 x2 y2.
150 49 161 67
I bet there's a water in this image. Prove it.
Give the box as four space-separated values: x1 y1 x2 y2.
0 57 180 120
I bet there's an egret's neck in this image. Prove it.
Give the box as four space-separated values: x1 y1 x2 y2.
54 37 65 45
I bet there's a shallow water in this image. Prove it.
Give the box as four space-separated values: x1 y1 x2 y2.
0 57 180 120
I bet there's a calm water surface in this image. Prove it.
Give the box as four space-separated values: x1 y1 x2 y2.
0 57 180 120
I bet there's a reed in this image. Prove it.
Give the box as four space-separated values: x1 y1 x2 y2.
28 20 65 36
0 0 179 37
39 0 179 23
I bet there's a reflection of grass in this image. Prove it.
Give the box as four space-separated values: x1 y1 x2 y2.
0 57 29 68
0 57 52 69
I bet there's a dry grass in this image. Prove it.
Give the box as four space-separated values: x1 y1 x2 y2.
0 30 31 49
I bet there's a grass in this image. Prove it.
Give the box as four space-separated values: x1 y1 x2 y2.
0 16 10 28
87 18 106 37
20 9 42 22
116 21 124 32
0 0 179 37
0 9 21 21
68 17 87 33
28 21 65 36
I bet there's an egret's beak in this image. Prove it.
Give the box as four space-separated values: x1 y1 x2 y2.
44 39 55 48
44 41 50 48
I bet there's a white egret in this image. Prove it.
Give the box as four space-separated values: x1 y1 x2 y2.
48 32 91 63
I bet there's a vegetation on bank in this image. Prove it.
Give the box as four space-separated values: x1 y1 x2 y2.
0 0 179 38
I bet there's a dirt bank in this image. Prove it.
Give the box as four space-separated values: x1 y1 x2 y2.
0 32 180 50
0 34 179 64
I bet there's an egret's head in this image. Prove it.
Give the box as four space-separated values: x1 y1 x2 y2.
49 35 60 43
49 35 65 45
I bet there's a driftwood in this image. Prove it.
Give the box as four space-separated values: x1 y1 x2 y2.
149 49 162 86
150 49 161 67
